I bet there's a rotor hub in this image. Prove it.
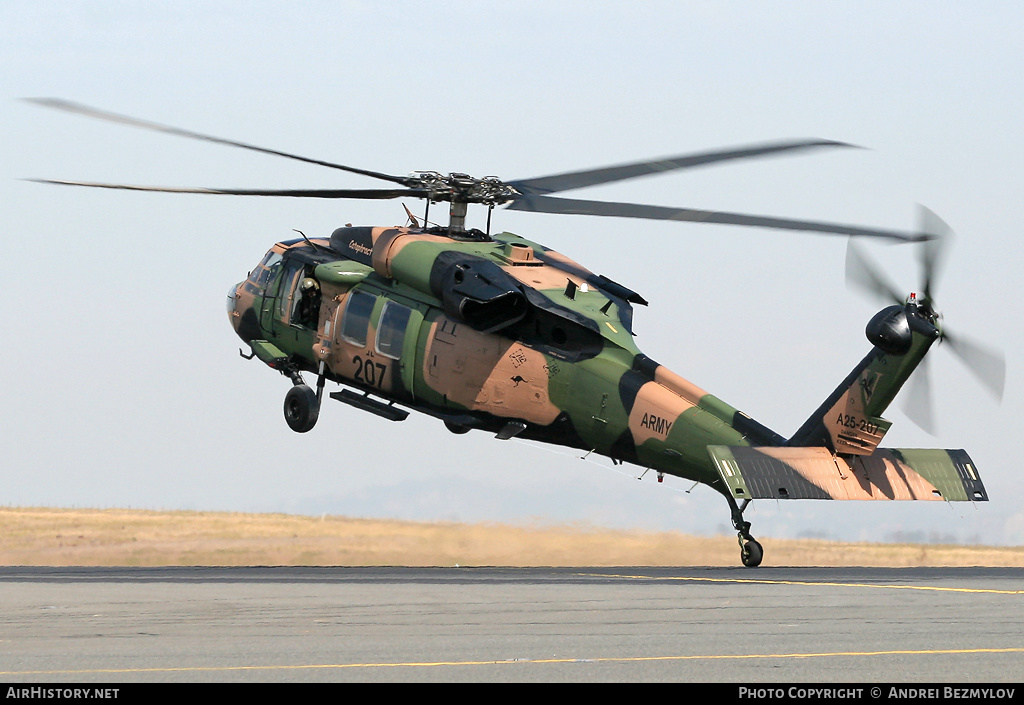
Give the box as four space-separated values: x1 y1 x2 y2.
906 291 941 329
403 171 519 206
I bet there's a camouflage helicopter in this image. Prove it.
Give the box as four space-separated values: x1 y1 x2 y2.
29 99 1005 567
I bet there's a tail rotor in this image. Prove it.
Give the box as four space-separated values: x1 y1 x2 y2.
844 207 1004 433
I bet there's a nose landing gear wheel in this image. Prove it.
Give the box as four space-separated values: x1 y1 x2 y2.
284 384 319 433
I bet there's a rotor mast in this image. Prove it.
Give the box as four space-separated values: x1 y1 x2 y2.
449 201 469 232
406 171 517 235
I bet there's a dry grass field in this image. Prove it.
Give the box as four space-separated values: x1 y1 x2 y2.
1 507 1022 567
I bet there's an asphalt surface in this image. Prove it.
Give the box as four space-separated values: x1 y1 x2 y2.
0 566 1021 683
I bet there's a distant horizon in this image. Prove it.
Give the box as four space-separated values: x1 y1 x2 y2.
0 504 1011 549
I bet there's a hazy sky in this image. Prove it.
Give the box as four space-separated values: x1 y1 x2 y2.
3 2 1023 550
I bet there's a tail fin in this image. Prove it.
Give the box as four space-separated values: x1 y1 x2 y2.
788 303 939 454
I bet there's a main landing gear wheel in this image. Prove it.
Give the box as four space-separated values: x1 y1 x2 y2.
284 384 319 433
740 538 763 568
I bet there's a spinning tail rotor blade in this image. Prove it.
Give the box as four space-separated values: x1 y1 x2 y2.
901 356 937 435
845 240 906 304
943 331 1006 402
917 205 953 304
845 207 952 305
903 332 1005 434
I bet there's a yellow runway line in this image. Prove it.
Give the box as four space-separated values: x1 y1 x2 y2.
587 572 1024 595
4 647 1024 676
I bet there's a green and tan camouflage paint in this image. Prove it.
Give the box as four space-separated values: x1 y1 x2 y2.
228 228 983 504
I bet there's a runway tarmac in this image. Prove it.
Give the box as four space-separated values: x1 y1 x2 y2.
0 566 1021 683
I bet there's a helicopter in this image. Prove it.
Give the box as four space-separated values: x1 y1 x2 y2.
27 99 1005 567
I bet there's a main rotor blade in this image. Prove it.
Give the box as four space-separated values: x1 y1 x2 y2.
508 139 856 196
845 240 905 305
508 194 929 242
942 330 1006 401
26 179 428 199
25 98 411 187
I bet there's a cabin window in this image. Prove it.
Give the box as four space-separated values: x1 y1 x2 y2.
375 301 412 359
340 290 376 346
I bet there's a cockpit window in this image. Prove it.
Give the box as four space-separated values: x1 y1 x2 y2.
340 290 376 347
245 251 283 295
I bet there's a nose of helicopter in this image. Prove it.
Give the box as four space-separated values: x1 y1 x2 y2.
226 281 263 344
226 281 249 339
226 282 242 319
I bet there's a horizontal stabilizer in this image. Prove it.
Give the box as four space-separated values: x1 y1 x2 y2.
708 446 986 502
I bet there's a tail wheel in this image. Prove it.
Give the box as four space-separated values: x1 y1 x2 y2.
284 384 319 433
741 539 763 568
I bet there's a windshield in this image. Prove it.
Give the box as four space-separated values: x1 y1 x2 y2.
243 251 283 295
